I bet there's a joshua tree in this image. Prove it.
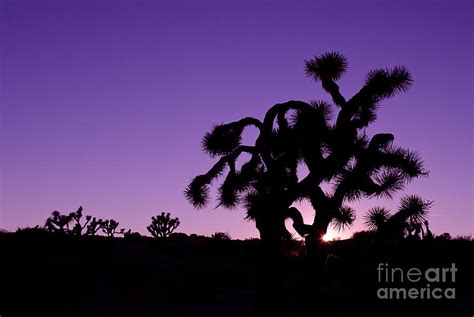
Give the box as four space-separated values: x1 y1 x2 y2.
101 219 124 237
185 52 427 254
85 217 105 236
45 210 73 233
45 207 108 236
147 212 180 238
69 206 92 236
364 195 432 243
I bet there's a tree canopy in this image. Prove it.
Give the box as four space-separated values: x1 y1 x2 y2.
186 52 427 245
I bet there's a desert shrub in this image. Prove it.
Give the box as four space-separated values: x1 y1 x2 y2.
352 230 375 240
211 232 231 240
123 229 142 239
453 235 472 241
169 232 188 240
16 225 48 235
437 232 452 240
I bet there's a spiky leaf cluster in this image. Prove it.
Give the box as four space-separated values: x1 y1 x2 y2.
364 195 433 236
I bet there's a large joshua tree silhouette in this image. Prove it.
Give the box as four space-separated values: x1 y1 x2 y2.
185 52 427 253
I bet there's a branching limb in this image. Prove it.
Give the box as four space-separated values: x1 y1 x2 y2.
285 207 312 236
185 145 257 208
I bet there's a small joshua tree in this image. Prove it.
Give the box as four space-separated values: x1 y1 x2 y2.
45 210 73 233
147 212 180 238
85 217 105 236
69 206 92 236
43 207 128 237
101 219 124 237
45 207 108 236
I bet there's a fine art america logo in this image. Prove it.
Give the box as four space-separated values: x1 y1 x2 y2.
377 263 457 300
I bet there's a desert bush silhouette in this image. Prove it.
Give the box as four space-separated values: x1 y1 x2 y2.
15 225 48 235
147 212 181 238
211 232 231 240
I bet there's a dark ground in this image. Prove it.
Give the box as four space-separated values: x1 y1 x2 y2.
0 231 472 316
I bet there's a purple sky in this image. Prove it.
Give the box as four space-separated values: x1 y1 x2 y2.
2 0 473 239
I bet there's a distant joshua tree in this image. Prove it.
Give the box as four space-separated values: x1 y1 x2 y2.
69 206 92 236
44 207 126 237
185 52 427 255
101 219 125 237
86 217 106 236
147 212 180 238
364 195 432 243
45 210 73 233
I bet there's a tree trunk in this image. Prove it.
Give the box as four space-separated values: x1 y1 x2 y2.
253 220 288 317
303 214 331 312
305 213 331 256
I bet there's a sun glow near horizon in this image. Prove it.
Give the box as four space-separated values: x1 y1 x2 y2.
322 229 340 242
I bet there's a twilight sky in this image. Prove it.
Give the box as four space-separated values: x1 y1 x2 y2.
1 0 473 239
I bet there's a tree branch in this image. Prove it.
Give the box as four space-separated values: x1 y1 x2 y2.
285 207 312 236
321 78 347 108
